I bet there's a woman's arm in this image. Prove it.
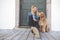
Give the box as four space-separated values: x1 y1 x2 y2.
33 15 37 21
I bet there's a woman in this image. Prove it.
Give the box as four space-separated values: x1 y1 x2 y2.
27 5 40 38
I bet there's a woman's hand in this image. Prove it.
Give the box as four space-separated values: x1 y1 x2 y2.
33 19 38 22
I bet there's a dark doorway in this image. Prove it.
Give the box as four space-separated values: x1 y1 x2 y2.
19 0 46 27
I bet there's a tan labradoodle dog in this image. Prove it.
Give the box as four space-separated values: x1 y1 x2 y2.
39 12 50 32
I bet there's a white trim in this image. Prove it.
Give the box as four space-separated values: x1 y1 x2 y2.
15 0 51 29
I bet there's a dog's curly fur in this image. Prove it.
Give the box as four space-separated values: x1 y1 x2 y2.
39 12 49 32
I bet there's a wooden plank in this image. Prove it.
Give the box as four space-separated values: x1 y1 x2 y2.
4 30 23 40
40 32 48 40
0 29 19 40
27 31 34 40
0 29 60 40
30 34 41 40
16 29 30 40
49 31 60 40
48 32 57 40
4 29 28 40
44 32 55 40
34 37 41 40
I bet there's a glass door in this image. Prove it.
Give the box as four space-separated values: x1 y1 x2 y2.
19 0 46 27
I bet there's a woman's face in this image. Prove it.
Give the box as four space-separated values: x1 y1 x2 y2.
33 7 37 13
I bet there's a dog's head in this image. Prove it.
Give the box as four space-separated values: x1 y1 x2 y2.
39 12 45 19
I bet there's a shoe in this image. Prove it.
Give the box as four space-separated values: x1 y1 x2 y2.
31 30 35 35
35 35 40 39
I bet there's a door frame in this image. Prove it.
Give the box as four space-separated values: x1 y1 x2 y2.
15 0 51 29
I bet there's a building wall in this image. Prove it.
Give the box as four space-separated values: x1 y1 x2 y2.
0 0 60 31
51 0 60 31
46 0 51 30
0 0 15 29
15 0 20 28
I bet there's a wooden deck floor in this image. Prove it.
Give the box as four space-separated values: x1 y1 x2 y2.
0 28 60 40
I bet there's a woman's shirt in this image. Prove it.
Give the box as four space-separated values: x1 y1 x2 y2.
27 12 39 22
33 14 39 21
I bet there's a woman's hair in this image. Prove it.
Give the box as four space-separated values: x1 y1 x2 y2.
31 5 39 16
